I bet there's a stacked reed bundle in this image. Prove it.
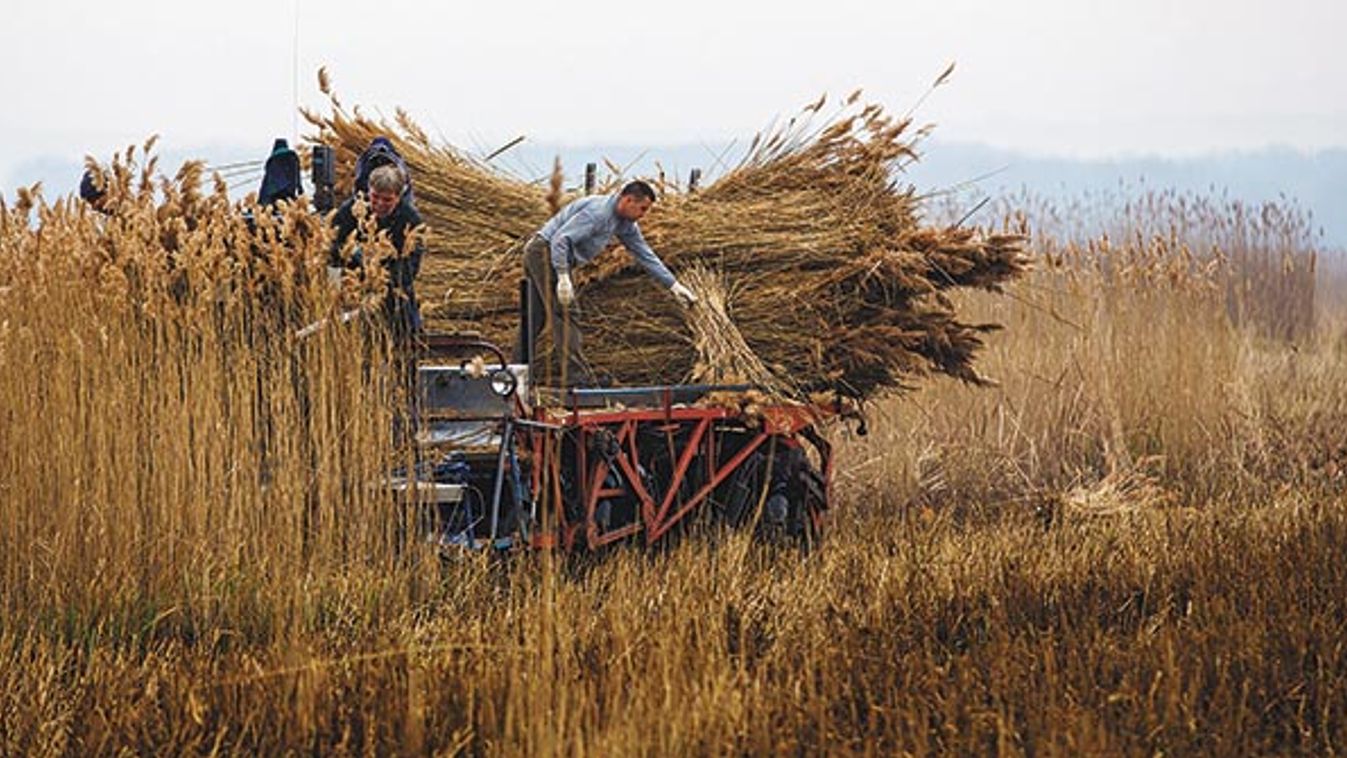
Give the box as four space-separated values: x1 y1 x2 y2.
305 78 1028 398
681 266 795 396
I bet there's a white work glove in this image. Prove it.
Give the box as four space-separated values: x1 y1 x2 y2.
556 272 576 307
670 280 698 308
326 265 343 287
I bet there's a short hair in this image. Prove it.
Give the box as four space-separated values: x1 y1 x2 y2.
368 164 406 195
620 180 657 204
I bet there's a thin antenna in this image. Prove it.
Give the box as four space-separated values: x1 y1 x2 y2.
484 135 526 163
292 0 300 144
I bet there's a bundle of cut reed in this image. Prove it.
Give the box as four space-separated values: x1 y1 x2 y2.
304 78 1028 398
680 265 796 396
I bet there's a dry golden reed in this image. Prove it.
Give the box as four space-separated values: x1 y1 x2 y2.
681 265 795 395
1 92 1344 755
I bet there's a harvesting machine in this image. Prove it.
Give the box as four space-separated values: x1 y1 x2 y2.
388 330 850 554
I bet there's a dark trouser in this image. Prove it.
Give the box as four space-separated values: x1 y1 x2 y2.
383 287 422 342
512 234 595 388
383 289 421 449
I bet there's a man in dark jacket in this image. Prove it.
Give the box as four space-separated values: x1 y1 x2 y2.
79 167 110 213
329 162 425 339
257 138 303 207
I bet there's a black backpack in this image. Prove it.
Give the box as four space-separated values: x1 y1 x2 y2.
353 136 414 201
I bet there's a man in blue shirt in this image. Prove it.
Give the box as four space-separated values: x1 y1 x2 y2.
513 180 697 387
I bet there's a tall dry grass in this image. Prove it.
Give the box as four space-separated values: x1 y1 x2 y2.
990 186 1320 341
859 192 1340 515
2 164 1345 754
0 148 426 653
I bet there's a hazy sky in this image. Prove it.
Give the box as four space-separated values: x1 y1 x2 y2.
2 0 1344 189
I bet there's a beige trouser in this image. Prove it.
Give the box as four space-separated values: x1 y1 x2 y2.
514 234 595 387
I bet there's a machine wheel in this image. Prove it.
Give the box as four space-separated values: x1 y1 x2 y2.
713 440 824 549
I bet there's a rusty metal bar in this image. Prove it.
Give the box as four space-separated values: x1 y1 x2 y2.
649 430 770 542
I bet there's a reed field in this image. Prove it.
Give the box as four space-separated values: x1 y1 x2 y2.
1 132 1345 755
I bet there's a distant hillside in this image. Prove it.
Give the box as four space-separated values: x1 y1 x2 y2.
494 141 1347 249
901 142 1347 248
8 141 1343 247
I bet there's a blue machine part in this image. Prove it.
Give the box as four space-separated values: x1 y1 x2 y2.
432 451 472 484
390 451 472 485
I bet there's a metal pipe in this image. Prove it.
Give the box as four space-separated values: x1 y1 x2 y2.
489 416 512 541
566 383 752 399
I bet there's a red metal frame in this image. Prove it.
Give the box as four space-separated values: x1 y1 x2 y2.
521 401 836 550
410 332 841 552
